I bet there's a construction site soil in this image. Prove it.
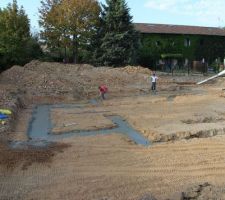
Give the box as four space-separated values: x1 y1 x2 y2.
1 60 225 199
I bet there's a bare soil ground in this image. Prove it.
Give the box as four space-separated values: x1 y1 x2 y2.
1 61 225 199
51 107 116 134
0 141 69 171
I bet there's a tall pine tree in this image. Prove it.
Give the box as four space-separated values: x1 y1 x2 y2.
95 0 139 67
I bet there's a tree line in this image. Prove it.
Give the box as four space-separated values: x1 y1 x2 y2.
0 0 139 70
0 0 42 70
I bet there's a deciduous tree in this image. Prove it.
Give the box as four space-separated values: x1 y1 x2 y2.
39 0 101 63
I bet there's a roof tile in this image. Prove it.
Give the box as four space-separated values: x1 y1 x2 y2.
134 23 225 36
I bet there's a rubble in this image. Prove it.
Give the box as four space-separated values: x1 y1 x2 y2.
181 183 225 200
119 65 152 74
0 61 154 136
0 61 152 102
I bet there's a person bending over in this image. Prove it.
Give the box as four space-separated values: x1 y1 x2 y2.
99 85 108 100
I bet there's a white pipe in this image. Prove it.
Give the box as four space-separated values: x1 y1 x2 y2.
197 70 225 85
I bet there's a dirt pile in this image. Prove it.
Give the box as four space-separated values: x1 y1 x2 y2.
0 85 24 137
120 65 152 75
0 61 153 135
181 183 225 200
0 60 151 102
138 183 225 200
0 84 21 107
0 61 154 137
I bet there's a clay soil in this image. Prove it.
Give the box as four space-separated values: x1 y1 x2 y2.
1 61 225 199
51 107 116 134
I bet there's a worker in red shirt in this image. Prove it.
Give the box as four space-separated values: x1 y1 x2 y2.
99 85 108 100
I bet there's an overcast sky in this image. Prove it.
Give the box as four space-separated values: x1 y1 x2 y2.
0 0 224 32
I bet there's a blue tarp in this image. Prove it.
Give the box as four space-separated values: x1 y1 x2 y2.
0 113 8 120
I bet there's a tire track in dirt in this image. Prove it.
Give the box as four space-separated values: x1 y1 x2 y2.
2 88 225 199
1 135 223 200
0 137 224 199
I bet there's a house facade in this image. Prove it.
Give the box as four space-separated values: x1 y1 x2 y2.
135 23 225 72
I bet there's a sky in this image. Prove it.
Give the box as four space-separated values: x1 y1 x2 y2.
0 0 225 32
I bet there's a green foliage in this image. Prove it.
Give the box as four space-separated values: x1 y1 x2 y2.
138 33 225 68
94 0 139 67
195 36 225 64
39 0 101 63
24 35 43 61
210 57 224 73
0 0 42 70
138 34 193 67
161 53 183 59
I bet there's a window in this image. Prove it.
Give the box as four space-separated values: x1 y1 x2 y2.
171 41 175 46
155 41 161 46
184 38 191 47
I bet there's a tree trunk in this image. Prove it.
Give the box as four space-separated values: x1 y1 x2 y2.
73 34 78 64
64 46 67 63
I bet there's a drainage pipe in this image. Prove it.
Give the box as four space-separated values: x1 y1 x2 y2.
197 70 225 85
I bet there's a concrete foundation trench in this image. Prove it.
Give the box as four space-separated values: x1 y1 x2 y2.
9 96 225 149
10 102 150 149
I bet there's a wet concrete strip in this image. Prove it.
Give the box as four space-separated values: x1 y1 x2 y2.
27 105 53 140
51 103 85 109
27 105 150 147
89 99 99 105
10 105 54 149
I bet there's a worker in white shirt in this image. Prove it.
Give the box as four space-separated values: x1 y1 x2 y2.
151 73 158 93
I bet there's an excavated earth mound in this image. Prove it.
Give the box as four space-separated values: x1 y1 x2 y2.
0 60 152 102
0 61 153 136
